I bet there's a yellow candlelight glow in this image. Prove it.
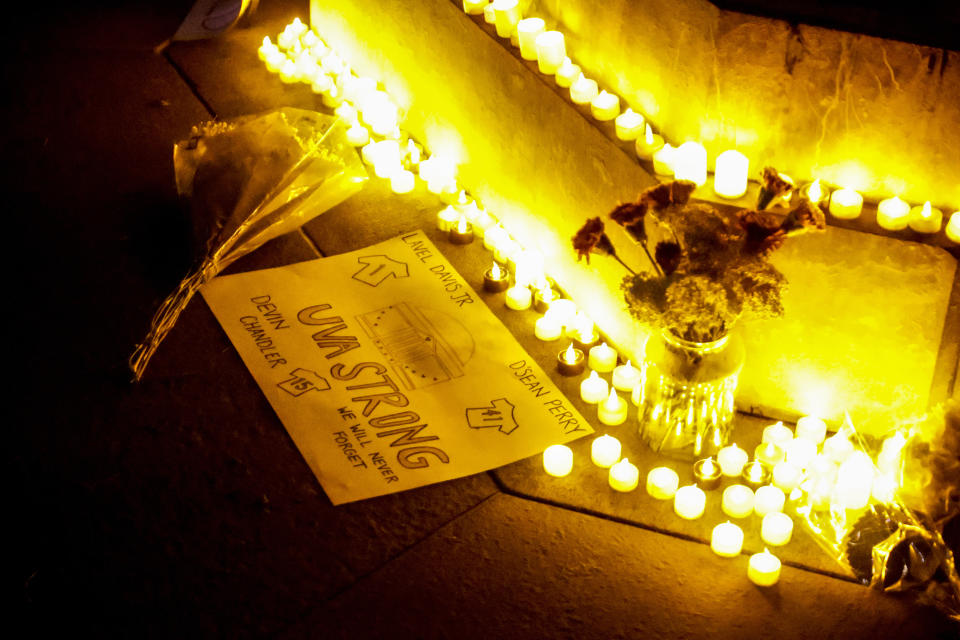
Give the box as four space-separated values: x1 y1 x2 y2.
701 457 717 476
713 150 748 199
564 343 578 364
543 444 573 477
908 200 943 233
808 179 822 202
456 216 469 233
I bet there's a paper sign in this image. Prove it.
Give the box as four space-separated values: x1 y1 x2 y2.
200 231 592 504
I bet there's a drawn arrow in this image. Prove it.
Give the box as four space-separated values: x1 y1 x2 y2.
352 255 410 287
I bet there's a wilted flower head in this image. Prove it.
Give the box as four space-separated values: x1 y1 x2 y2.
654 241 682 275
610 201 648 243
757 166 794 210
640 179 697 211
738 210 786 256
781 199 827 236
572 217 615 263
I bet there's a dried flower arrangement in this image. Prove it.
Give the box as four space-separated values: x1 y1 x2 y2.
572 168 826 343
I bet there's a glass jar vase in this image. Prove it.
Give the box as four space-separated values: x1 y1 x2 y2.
636 329 745 461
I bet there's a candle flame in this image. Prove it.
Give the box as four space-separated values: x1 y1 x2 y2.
604 388 619 408
490 262 503 279
808 179 822 202
748 463 764 482
456 216 469 233
644 123 654 145
921 201 932 219
563 343 577 363
701 457 717 475
588 370 600 382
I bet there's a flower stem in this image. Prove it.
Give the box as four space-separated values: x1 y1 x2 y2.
611 252 638 276
639 243 664 277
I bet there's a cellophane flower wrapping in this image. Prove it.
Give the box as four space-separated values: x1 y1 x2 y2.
793 407 959 620
130 107 367 380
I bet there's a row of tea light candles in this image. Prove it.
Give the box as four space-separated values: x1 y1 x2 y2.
264 20 624 370
543 414 905 586
460 1 960 241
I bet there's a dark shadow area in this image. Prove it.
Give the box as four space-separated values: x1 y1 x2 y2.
712 0 960 50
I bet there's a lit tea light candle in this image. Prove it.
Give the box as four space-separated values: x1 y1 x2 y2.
570 75 599 105
635 124 664 161
463 0 488 15
748 549 781 587
785 438 817 470
822 432 854 464
673 141 707 186
591 91 620 121
609 458 639 492
711 522 744 557
946 212 960 243
543 444 573 477
762 421 794 447
345 123 370 147
799 179 829 208
264 48 287 73
591 434 622 468
717 444 748 477
548 299 578 327
555 57 581 88
753 485 786 517
615 109 645 141
771 460 803 493
754 442 785 467
535 313 563 341
598 388 628 426
448 217 474 244
390 169 415 194
532 285 556 313
483 2 496 23
492 0 521 39
646 466 680 500
741 461 771 491
482 225 510 252
713 149 749 199
876 195 910 230
674 484 707 520
258 36 278 61
436 205 460 232
796 416 827 444
557 344 586 376
588 342 617 373
535 30 566 75
482 261 510 293
652 143 676 176
279 59 299 83
505 284 532 310
828 187 863 219
835 450 875 510
471 209 497 237
908 201 943 234
693 457 723 490
569 315 599 351
580 370 609 404
516 17 545 60
877 433 906 472
872 473 898 503
722 484 755 518
611 360 641 392
761 512 793 546
494 238 521 264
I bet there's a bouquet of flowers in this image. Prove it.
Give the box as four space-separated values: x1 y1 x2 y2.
130 108 367 380
572 169 824 343
795 404 959 621
571 169 824 458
